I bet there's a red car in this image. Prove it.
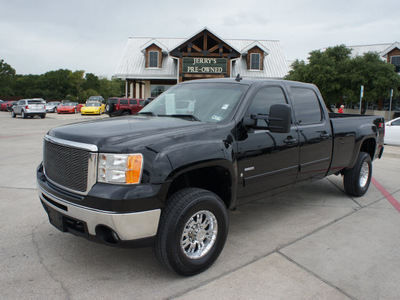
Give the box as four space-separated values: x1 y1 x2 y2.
0 101 14 111
57 102 78 114
76 103 84 112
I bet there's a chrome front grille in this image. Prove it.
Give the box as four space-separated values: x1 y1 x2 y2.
43 135 98 194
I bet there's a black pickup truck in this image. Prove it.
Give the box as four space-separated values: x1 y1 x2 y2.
37 78 385 276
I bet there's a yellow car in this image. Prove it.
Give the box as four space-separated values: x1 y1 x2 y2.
80 102 105 115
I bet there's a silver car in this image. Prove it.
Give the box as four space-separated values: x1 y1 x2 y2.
11 99 46 119
45 101 61 113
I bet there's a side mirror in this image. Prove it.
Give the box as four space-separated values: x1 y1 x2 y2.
243 103 292 133
268 104 292 133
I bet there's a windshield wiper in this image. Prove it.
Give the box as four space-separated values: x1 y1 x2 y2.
159 114 201 121
138 111 157 116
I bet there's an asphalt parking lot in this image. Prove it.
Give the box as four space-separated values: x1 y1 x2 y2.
1 111 400 300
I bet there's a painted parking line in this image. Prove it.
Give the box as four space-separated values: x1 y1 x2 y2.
372 177 400 213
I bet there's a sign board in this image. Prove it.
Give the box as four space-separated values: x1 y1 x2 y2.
182 58 227 74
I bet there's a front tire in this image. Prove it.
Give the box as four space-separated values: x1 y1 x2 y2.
155 188 228 276
343 152 372 197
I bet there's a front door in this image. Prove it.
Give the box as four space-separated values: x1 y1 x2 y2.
236 85 300 203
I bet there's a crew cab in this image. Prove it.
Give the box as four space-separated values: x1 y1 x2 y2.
105 97 144 116
37 78 384 276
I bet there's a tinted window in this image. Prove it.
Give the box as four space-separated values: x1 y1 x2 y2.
391 119 400 126
28 100 43 104
108 98 117 105
247 86 287 113
291 87 323 125
129 100 137 105
120 99 128 105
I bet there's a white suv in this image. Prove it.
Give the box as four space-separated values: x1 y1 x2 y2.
11 99 46 119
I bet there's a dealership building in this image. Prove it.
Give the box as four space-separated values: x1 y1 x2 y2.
114 28 290 99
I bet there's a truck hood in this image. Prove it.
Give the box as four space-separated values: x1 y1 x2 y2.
48 115 213 152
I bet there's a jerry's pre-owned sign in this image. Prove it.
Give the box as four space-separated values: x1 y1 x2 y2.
183 58 227 74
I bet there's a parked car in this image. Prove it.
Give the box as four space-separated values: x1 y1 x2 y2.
57 102 78 114
7 101 18 112
87 96 105 103
38 78 385 276
11 99 46 119
0 101 12 111
45 101 61 113
1 101 17 111
105 97 144 117
76 103 84 112
81 102 105 115
384 117 400 146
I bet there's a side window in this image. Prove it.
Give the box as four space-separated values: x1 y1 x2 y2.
18 100 24 105
291 87 323 125
246 86 288 127
391 119 400 126
120 99 128 105
129 100 137 105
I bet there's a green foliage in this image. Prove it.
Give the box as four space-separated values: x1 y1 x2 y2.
0 59 125 101
79 89 99 102
285 45 400 107
0 59 16 96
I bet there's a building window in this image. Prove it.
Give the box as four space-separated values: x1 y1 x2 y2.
250 53 260 70
391 56 400 73
149 51 159 68
151 85 172 97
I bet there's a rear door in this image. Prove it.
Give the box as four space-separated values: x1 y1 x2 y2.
236 84 300 203
15 100 24 114
288 84 333 182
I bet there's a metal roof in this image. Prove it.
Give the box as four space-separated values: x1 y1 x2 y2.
347 43 394 59
114 35 290 80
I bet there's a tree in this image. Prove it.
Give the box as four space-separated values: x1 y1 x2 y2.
83 73 100 91
285 45 400 108
0 59 16 96
98 77 125 100
0 61 124 101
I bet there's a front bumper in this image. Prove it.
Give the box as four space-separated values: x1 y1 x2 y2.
37 163 163 247
81 110 101 115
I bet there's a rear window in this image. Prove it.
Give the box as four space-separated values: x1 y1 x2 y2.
28 100 44 104
120 99 128 105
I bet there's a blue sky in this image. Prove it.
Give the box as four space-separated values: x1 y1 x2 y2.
1 0 399 77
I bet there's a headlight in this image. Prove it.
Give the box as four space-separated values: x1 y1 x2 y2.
98 153 143 184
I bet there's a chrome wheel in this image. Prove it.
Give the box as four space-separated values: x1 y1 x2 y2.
359 161 369 188
181 210 218 260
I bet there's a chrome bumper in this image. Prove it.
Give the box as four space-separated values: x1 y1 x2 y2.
38 184 160 241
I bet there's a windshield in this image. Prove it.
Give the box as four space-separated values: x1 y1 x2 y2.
86 102 101 107
140 83 247 123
